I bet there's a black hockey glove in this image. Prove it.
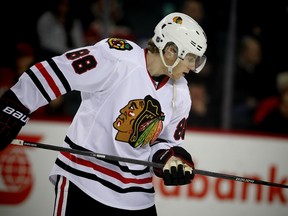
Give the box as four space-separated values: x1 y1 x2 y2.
0 90 30 151
152 146 195 186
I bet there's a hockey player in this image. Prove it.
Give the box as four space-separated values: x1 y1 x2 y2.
0 12 207 215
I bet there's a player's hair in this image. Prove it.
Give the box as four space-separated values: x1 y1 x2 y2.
147 39 160 53
147 39 176 54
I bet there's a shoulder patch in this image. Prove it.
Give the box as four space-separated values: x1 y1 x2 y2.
107 38 133 51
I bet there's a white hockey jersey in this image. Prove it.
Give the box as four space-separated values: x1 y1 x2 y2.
11 38 192 210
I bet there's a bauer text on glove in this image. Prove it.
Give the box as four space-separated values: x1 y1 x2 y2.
0 90 30 151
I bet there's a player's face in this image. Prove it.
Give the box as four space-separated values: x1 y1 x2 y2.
170 53 197 80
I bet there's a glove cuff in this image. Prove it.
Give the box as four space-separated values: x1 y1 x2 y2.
0 90 30 151
0 90 30 126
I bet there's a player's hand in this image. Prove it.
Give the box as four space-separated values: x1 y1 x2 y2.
0 90 30 151
162 155 194 185
152 146 195 186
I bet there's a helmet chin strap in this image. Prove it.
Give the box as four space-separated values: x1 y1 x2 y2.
159 49 181 113
159 50 181 75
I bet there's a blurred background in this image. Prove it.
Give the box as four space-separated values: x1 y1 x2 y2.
0 1 288 215
1 0 288 136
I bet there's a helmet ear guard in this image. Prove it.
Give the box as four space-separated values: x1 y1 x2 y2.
152 12 207 73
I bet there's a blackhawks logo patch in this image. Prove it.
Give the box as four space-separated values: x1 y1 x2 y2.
113 95 165 148
107 38 133 51
173 16 183 24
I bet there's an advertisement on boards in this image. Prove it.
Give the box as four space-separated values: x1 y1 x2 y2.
0 120 287 216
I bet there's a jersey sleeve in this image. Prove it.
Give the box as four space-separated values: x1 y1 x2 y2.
10 39 120 112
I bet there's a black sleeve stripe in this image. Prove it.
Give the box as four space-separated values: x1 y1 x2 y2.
25 69 52 102
48 58 72 93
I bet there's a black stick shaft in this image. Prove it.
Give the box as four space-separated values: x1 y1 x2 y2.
194 169 288 188
12 139 288 188
12 139 163 168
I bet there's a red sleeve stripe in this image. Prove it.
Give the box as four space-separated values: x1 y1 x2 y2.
35 62 62 97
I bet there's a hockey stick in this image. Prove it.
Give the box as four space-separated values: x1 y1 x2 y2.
11 139 288 189
11 139 163 168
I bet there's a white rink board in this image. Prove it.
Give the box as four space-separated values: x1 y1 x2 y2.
0 120 287 216
155 131 288 216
